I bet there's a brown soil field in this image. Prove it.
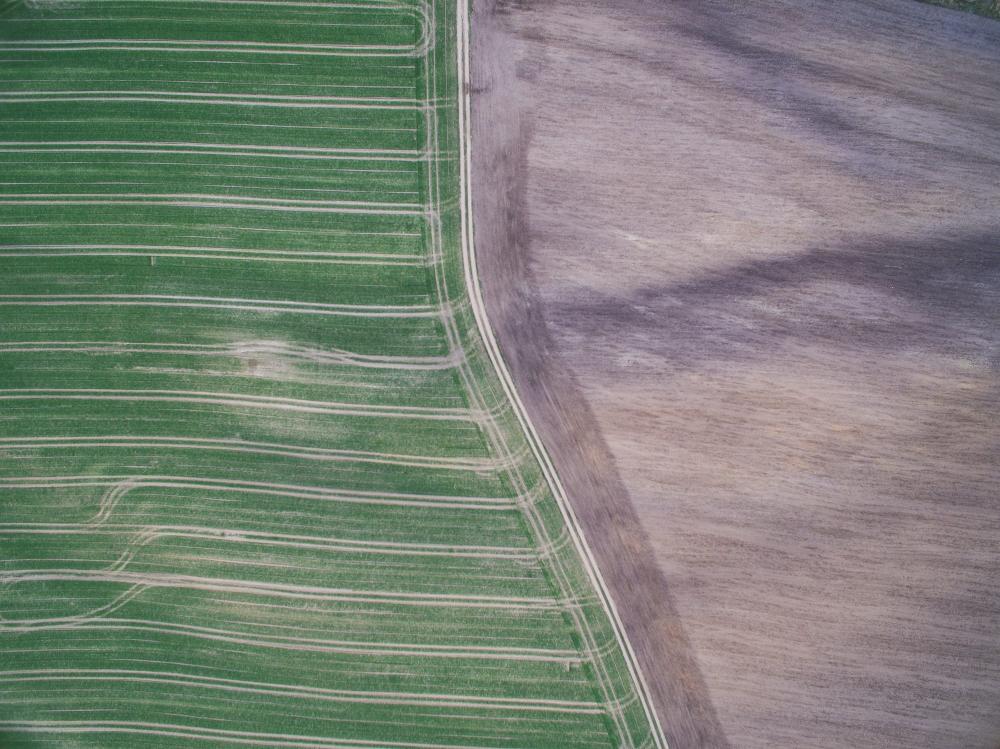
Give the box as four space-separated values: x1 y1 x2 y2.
469 0 1000 747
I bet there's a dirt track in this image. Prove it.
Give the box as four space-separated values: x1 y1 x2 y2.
469 1 1000 747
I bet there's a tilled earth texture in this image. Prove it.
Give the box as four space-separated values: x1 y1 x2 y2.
469 0 1000 747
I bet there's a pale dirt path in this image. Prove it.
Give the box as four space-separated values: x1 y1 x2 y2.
469 1 726 746
470 0 1000 747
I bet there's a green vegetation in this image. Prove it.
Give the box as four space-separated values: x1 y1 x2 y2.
0 1 660 747
916 0 1000 19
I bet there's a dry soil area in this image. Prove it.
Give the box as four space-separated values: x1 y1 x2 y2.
469 1 1000 747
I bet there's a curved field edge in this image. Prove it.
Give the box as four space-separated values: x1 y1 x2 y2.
433 2 666 745
452 2 667 747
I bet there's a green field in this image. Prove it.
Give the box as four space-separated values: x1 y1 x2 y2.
0 1 662 746
916 0 1000 19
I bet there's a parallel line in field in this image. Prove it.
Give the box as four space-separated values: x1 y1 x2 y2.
0 43 429 58
0 570 565 610
0 148 425 162
0 0 626 743
0 245 425 265
0 582 146 629
0 525 535 560
0 720 500 749
0 670 602 714
2 20 416 31
0 388 481 422
0 474 538 513
0 141 426 161
0 246 420 258
0 294 440 317
0 90 421 103
0 93 427 110
3 583 580 653
0 192 423 211
0 185 423 200
1 617 581 662
0 221 423 238
0 12 433 56
0 198 426 215
58 0 423 7
0 341 463 371
0 437 511 471
15 0 426 10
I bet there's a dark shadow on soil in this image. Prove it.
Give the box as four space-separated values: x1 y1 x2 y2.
470 1 731 746
550 230 1000 371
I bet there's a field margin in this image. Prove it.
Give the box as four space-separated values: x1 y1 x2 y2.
453 1 669 746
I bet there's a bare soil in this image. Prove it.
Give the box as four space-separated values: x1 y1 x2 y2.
469 1 1000 747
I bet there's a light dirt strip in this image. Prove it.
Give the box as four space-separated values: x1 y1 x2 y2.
0 141 426 161
454 2 667 745
0 670 603 714
0 149 423 162
0 223 423 239
0 721 499 749
0 341 464 371
0 93 426 110
0 15 432 58
0 475 516 511
0 1 601 745
0 43 422 54
0 569 565 610
0 438 513 472
0 294 440 318
1 616 581 662
0 193 419 209
0 0 434 58
0 388 481 422
0 42 431 58
0 194 424 214
0 526 535 560
0 90 421 104
0 245 425 265
0 200 426 215
0 583 147 631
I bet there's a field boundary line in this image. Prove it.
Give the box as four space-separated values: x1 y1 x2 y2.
454 0 668 745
